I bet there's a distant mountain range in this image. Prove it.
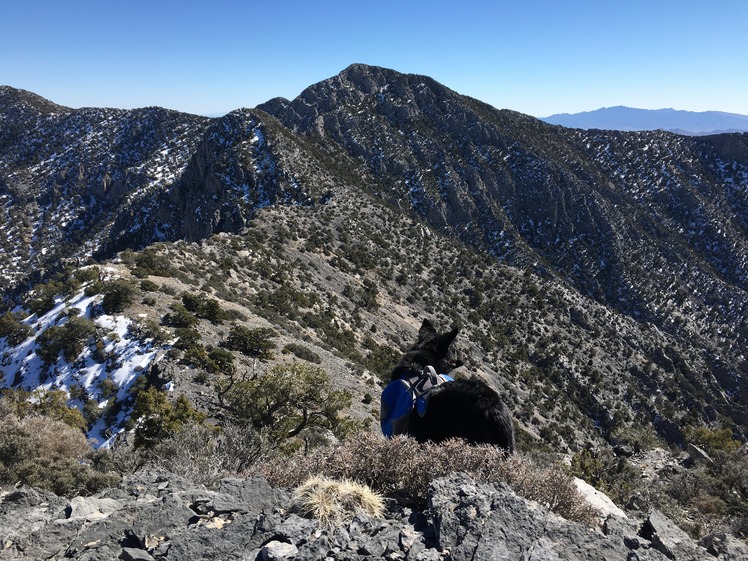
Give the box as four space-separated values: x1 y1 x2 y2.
541 106 748 135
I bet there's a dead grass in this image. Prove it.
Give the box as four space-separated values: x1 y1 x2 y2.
259 432 600 526
293 475 385 529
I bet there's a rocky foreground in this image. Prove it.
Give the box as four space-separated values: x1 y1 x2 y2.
2 470 747 561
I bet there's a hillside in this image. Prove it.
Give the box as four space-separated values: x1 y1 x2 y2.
2 59 747 451
1 65 748 547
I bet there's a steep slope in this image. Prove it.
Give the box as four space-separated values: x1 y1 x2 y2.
0 86 211 294
1 66 748 442
105 107 370 252
260 64 748 383
3 193 746 449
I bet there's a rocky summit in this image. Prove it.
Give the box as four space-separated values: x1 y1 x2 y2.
1 64 748 557
3 470 747 561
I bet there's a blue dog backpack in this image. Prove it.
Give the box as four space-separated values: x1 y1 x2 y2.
380 366 454 438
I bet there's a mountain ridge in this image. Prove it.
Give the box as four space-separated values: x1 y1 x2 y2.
1 62 747 449
2 64 748 543
541 105 748 135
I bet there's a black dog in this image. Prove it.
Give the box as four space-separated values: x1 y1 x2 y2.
382 319 515 452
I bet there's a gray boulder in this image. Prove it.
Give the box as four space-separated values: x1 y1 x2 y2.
428 473 711 561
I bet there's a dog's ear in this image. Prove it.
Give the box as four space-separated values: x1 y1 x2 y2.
419 319 436 339
437 327 459 355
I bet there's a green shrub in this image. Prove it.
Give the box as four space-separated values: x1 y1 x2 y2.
282 343 322 364
101 279 139 314
684 425 741 455
28 281 63 315
130 386 206 449
140 279 160 292
665 444 748 538
133 319 169 344
609 424 661 453
173 327 202 351
11 455 119 497
131 249 174 278
207 347 236 374
181 292 205 313
73 267 101 285
201 298 228 322
570 448 638 505
182 292 228 323
1 388 86 431
360 336 400 381
0 312 33 346
98 378 119 400
36 317 96 364
163 302 198 328
224 325 275 360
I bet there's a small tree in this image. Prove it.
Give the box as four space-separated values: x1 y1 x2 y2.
222 361 358 452
182 292 228 323
684 425 741 456
224 325 276 361
207 347 236 374
1 388 86 431
28 281 62 316
0 312 33 346
131 249 174 278
181 292 205 314
163 303 198 328
37 316 96 363
101 279 139 314
130 386 205 449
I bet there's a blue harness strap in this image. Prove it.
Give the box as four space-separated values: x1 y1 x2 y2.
380 367 454 437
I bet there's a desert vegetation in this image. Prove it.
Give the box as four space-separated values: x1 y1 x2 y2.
0 389 119 496
1 186 747 540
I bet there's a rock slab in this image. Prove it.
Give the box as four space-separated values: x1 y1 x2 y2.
1 470 740 561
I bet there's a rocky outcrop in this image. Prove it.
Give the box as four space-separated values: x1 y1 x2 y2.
2 471 744 561
0 91 210 290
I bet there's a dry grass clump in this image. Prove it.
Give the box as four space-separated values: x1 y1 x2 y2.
260 432 599 526
293 475 385 529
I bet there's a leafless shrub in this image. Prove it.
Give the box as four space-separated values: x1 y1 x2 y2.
219 421 267 473
146 421 267 487
260 432 599 526
148 422 226 487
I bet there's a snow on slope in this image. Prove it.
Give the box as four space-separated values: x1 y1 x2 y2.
0 285 167 447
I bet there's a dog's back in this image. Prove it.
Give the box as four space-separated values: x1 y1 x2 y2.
406 378 515 452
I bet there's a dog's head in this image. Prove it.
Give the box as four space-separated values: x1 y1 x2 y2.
391 319 465 381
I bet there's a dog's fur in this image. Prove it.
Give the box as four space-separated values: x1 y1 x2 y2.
389 319 516 452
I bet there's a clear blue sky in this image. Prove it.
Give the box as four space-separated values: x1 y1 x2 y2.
2 0 747 117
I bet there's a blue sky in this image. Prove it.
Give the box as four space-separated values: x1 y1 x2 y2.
2 1 747 117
